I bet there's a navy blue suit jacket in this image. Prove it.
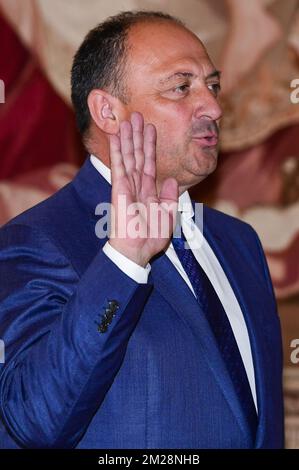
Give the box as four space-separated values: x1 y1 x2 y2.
0 158 284 448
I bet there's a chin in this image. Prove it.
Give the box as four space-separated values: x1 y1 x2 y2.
179 166 216 190
193 148 218 174
208 153 218 172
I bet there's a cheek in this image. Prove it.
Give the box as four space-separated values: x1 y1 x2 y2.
148 100 190 130
156 112 190 149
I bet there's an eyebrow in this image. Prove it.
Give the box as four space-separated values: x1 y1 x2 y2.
158 69 221 85
206 70 221 80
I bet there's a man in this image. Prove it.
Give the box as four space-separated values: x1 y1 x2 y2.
0 11 283 448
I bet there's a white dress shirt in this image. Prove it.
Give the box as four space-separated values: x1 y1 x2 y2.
90 154 257 410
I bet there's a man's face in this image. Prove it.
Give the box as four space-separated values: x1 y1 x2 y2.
122 21 222 192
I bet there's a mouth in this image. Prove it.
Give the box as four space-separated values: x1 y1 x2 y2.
192 134 218 148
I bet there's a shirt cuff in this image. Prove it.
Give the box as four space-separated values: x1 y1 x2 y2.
102 241 151 284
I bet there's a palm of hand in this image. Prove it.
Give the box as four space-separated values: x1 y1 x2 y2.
109 112 178 266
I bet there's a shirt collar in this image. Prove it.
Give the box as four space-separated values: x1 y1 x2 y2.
90 154 111 184
178 189 194 221
90 154 194 221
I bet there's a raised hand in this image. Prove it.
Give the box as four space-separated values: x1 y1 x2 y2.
108 112 179 267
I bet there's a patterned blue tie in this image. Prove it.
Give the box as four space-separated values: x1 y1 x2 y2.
172 230 258 442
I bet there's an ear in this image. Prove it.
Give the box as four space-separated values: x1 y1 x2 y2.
87 89 121 134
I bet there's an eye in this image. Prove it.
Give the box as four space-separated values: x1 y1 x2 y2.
172 83 190 94
208 83 221 97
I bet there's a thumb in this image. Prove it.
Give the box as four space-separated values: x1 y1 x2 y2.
159 177 179 203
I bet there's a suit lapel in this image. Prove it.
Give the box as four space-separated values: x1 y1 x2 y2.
150 250 251 442
72 157 112 214
202 210 270 447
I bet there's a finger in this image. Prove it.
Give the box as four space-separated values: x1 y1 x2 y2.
159 177 179 203
131 112 144 172
109 134 126 180
159 178 179 236
120 120 136 174
143 123 156 178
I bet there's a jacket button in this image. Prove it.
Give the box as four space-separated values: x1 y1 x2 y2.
98 323 108 333
108 300 119 312
97 300 120 333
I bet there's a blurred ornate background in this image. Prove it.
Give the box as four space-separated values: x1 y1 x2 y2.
0 0 298 448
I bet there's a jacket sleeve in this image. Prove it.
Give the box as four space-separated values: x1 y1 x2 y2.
0 224 153 448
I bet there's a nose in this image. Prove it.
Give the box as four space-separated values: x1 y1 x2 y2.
193 86 222 122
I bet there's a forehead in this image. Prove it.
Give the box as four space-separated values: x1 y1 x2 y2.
126 21 214 80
